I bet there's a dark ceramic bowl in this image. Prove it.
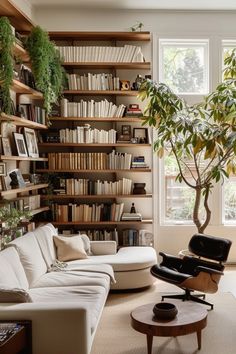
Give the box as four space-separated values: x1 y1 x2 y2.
153 302 178 320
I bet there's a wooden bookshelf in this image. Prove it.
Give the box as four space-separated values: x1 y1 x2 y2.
39 143 151 147
36 169 151 173
13 42 30 62
10 79 43 98
62 62 151 70
52 220 153 226
49 31 151 41
42 194 152 200
0 113 48 129
50 117 143 122
30 206 49 216
63 90 138 96
1 155 48 162
0 184 49 197
0 0 34 31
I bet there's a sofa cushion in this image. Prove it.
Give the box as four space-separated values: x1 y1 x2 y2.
9 232 47 286
53 235 88 261
0 247 28 290
0 288 32 303
68 246 157 272
33 223 58 268
29 285 107 333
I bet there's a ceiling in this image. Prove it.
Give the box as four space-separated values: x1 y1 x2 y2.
27 0 236 10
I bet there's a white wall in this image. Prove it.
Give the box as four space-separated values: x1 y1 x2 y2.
29 7 236 261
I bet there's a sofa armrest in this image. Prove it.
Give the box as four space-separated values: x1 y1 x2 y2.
90 241 117 255
0 303 91 354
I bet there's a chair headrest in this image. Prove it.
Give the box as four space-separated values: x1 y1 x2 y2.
188 234 232 262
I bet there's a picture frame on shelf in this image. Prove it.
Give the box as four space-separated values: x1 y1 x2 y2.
1 137 12 156
23 127 39 158
0 162 6 177
133 127 148 144
9 169 26 188
13 132 28 157
17 104 28 119
122 125 131 136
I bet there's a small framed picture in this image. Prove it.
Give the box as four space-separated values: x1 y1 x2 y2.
18 104 28 119
9 169 26 188
13 132 28 157
122 125 131 136
23 127 39 158
0 162 6 176
1 137 12 156
133 128 148 144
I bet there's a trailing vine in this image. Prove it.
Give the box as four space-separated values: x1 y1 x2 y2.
0 16 14 115
25 26 66 121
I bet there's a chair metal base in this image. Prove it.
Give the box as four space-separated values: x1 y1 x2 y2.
161 289 213 310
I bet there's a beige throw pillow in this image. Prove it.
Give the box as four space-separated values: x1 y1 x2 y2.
53 235 88 262
0 288 32 303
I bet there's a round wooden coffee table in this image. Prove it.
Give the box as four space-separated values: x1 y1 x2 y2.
130 301 208 354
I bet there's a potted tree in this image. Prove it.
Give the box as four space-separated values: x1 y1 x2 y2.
138 49 236 233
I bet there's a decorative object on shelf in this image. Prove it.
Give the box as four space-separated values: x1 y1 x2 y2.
13 132 28 157
125 103 142 117
130 203 136 213
132 75 143 91
133 127 148 143
0 162 6 177
120 80 130 91
1 137 12 156
23 127 39 158
9 168 26 188
133 183 146 194
0 16 14 114
130 22 144 32
139 49 236 233
25 26 66 118
139 229 153 246
153 302 178 321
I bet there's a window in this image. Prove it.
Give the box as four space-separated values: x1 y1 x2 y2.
223 178 236 224
159 39 209 95
222 40 236 79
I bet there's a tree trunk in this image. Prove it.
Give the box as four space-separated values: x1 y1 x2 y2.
193 187 202 233
198 186 211 234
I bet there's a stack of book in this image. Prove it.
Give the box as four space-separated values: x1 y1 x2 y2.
59 127 117 144
125 104 143 117
131 156 149 169
121 212 142 221
67 73 120 91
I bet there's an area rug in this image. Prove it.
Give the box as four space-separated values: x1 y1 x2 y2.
91 283 236 354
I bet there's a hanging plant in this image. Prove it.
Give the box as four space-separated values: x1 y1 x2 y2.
25 26 66 122
0 16 14 115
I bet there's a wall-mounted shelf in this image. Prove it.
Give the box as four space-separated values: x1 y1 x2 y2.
39 143 151 147
63 90 138 96
62 62 151 70
49 31 151 41
13 42 30 62
0 0 34 31
36 169 151 173
51 220 153 226
10 79 43 98
0 113 48 129
49 117 143 122
1 155 48 162
42 194 152 200
30 206 50 216
0 183 49 197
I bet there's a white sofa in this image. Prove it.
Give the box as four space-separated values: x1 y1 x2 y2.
0 223 157 354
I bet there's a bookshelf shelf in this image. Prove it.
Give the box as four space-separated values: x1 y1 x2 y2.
0 0 34 31
13 42 30 62
62 62 151 70
0 183 49 197
51 220 153 226
10 79 43 98
39 143 151 147
49 117 143 122
42 194 152 200
30 206 50 216
63 90 138 96
49 31 151 41
0 113 48 129
0 155 48 162
36 169 151 173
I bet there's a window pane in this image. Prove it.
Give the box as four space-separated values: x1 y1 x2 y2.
159 40 209 94
224 178 236 223
164 155 205 224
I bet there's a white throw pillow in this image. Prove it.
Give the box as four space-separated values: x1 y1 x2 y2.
53 235 88 262
0 288 32 303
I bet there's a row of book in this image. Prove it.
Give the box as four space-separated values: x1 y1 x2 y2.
51 202 124 222
57 45 144 63
48 151 133 170
67 73 121 91
3 195 41 213
61 228 119 243
18 104 46 125
54 178 132 195
59 127 117 144
61 98 126 118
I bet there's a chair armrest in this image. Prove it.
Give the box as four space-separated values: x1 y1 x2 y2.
90 241 117 255
195 265 224 276
159 252 183 271
0 303 91 354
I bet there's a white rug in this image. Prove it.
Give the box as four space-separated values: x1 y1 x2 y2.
91 283 236 354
